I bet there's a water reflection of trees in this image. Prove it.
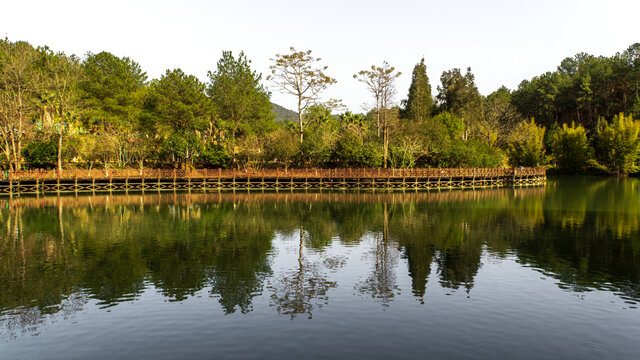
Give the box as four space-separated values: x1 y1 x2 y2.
356 203 400 306
0 178 639 332
269 226 338 319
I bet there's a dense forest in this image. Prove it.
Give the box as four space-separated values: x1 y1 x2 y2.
1 39 639 175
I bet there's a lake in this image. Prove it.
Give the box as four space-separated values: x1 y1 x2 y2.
1 177 639 359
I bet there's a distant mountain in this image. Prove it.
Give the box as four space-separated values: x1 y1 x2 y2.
271 103 298 123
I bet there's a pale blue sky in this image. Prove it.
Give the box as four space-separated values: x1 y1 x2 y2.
2 0 639 112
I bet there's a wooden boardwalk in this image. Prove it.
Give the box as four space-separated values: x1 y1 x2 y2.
0 167 546 195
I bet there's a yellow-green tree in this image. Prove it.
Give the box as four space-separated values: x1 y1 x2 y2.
551 122 589 173
594 113 640 175
507 119 546 167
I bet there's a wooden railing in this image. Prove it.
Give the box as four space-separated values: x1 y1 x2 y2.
2 167 546 181
2 167 546 182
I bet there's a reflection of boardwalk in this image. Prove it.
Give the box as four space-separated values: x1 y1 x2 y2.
0 167 545 195
0 186 547 210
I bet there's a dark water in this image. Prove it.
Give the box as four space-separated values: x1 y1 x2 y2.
1 177 639 359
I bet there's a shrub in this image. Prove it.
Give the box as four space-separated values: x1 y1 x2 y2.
594 113 640 175
432 111 465 139
442 140 505 168
22 140 57 168
263 128 300 168
333 131 382 168
200 142 231 168
551 122 589 173
507 119 546 167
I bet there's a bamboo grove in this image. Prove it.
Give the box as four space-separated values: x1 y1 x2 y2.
1 39 639 175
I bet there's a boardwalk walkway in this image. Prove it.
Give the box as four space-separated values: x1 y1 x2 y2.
0 167 546 195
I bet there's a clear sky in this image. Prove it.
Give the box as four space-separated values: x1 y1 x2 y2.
2 0 639 112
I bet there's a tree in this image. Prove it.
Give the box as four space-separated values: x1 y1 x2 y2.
437 67 483 140
477 87 523 148
152 69 212 168
404 57 433 121
264 128 300 169
22 140 57 168
551 122 589 173
207 51 273 166
79 51 146 132
432 111 464 139
354 62 401 167
0 39 40 170
79 51 146 168
38 49 82 173
594 113 640 175
268 47 336 144
507 119 546 167
333 129 382 168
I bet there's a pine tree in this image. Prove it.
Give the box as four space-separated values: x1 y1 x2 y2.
405 58 433 121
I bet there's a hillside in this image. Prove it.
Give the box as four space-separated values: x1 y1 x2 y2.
271 103 298 123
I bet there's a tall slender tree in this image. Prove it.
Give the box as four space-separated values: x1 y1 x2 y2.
39 49 82 173
355 61 401 167
268 47 336 144
0 39 40 170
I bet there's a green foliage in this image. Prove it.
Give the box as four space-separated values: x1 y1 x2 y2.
161 133 203 165
264 128 300 168
551 122 589 173
10 38 640 173
299 121 339 167
79 52 146 131
200 142 231 168
432 111 465 139
207 51 273 138
22 140 57 168
303 104 334 129
389 121 425 168
437 67 483 139
333 131 382 168
404 58 433 121
513 46 640 129
151 69 212 166
594 113 640 175
507 120 547 167
442 140 505 168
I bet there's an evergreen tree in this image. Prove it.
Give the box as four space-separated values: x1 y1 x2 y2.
152 69 213 168
437 67 483 140
207 51 273 166
405 58 433 121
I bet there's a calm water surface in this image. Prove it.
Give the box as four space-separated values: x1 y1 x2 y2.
1 177 639 359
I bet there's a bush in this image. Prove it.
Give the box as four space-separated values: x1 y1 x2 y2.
200 142 231 168
22 140 57 168
507 119 546 167
442 140 505 168
432 111 465 139
551 122 589 173
263 128 300 168
594 113 640 175
333 131 382 168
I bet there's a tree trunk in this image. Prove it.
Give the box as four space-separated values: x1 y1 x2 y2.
376 97 381 138
57 132 63 174
383 110 388 168
298 97 304 144
232 128 237 169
